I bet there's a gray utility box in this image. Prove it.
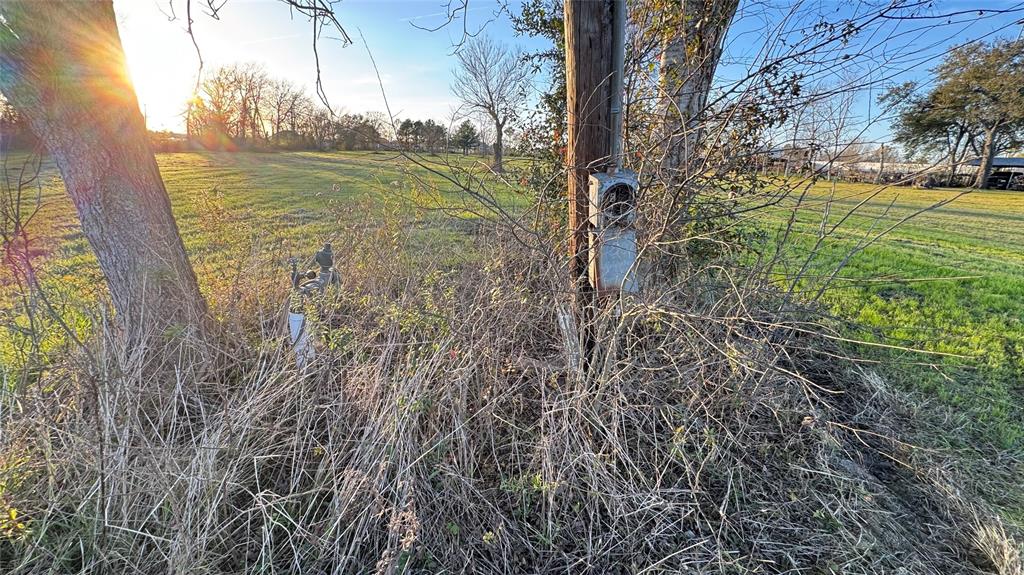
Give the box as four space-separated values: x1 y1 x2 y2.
588 170 640 296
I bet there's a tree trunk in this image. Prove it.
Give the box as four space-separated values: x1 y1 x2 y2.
947 150 959 187
874 145 885 184
945 131 958 187
658 0 738 181
239 100 248 143
492 119 505 172
973 125 999 189
0 0 209 343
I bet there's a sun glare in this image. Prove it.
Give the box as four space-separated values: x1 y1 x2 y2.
116 2 200 132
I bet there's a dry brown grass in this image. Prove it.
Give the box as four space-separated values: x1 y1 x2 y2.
0 215 1020 574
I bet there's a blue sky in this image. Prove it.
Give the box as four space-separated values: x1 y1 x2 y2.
715 1 1024 146
115 0 1024 145
115 0 547 132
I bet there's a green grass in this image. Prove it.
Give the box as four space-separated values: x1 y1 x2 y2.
753 179 1024 449
0 151 524 368
4 153 1023 452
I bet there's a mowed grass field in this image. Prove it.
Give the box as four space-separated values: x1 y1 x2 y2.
3 152 1022 452
753 179 1024 449
0 151 523 365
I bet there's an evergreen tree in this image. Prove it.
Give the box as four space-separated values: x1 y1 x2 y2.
453 121 481 155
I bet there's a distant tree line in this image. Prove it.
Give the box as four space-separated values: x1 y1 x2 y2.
396 119 447 153
761 37 1024 190
3 64 498 158
181 63 492 156
394 118 484 155
184 63 388 152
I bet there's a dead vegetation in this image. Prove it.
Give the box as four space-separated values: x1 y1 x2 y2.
0 211 1020 574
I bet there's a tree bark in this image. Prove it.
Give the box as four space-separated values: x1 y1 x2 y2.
946 137 956 187
973 124 999 189
0 0 209 343
945 128 964 187
874 145 885 184
658 0 738 181
492 118 505 172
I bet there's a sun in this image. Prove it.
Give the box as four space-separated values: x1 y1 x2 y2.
115 0 204 132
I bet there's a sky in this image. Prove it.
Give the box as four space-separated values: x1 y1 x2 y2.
713 1 1024 146
114 0 1024 142
114 0 547 132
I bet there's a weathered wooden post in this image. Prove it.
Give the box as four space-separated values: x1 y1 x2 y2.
564 0 614 346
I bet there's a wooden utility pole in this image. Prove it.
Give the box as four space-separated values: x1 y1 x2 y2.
564 0 613 316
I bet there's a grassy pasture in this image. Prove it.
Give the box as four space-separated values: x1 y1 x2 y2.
0 151 522 366
754 179 1024 449
11 153 1023 572
3 152 1023 451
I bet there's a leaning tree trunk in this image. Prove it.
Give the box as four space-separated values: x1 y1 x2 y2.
946 129 965 187
658 0 738 181
947 152 958 187
0 0 209 344
973 124 999 189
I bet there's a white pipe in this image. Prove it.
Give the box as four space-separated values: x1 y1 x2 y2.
289 311 315 368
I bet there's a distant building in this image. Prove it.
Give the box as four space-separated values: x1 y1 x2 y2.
759 147 939 183
966 157 1024 190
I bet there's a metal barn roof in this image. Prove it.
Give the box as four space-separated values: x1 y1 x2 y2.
966 157 1024 168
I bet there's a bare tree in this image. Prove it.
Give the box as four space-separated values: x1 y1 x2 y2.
1 0 351 351
452 36 530 172
190 63 276 147
305 108 335 150
191 66 240 146
866 143 899 183
0 0 209 343
267 78 302 139
815 85 859 178
232 63 270 142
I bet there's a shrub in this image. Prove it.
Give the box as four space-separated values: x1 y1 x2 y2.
0 217 1018 573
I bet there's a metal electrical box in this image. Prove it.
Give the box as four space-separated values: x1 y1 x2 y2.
588 170 639 296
